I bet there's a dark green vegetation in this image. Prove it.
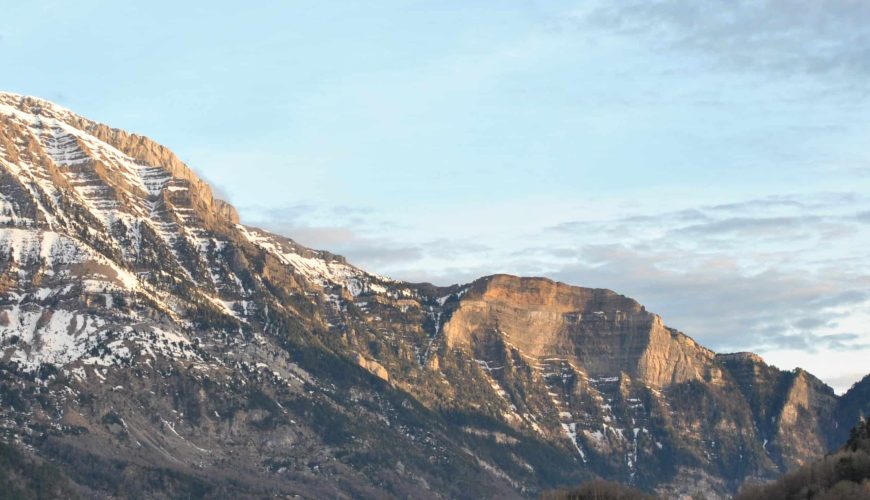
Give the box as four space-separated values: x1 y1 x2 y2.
541 479 654 500
0 440 79 500
735 418 870 500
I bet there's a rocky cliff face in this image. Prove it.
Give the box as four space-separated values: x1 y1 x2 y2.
443 275 718 388
832 374 870 448
0 92 865 499
718 353 839 470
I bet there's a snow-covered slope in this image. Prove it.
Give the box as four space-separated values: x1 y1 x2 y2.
0 91 401 373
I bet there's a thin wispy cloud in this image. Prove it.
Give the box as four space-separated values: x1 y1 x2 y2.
571 0 870 81
276 191 870 391
530 193 870 374
242 204 431 269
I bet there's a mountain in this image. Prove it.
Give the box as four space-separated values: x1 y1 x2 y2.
834 375 870 447
0 91 866 498
543 419 870 500
735 418 870 499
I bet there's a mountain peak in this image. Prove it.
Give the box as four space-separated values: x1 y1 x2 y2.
717 351 766 364
0 91 238 228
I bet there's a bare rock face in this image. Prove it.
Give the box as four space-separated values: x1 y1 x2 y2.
774 370 837 469
444 275 717 389
717 353 839 471
355 352 389 382
0 92 863 499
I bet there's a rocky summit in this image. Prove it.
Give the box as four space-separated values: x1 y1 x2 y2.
0 92 866 499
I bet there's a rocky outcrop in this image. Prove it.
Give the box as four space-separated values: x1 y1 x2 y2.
443 274 717 389
773 370 837 469
718 352 839 471
0 93 239 231
355 352 390 382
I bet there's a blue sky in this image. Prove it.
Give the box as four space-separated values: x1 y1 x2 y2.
2 0 869 392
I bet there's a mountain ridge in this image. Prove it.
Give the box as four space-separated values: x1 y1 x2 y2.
0 91 866 499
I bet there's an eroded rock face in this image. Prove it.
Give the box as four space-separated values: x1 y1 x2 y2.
444 275 716 389
774 370 837 469
432 275 846 496
717 352 840 471
355 352 389 382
